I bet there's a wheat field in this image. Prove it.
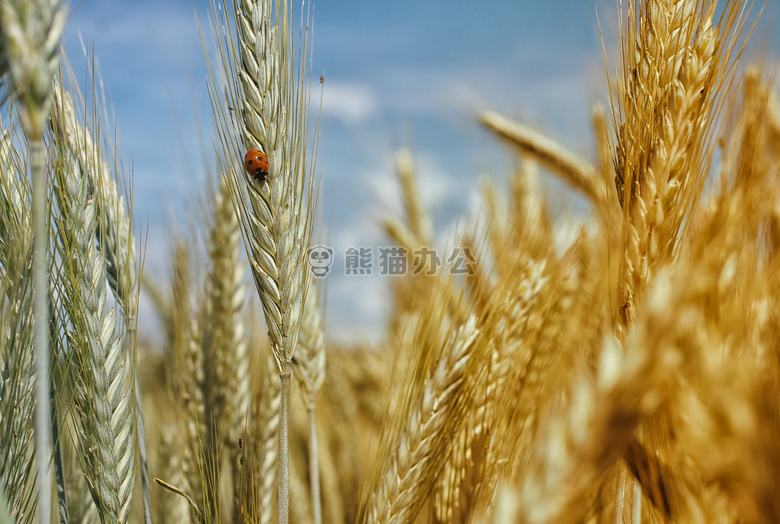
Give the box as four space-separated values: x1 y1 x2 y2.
0 0 779 523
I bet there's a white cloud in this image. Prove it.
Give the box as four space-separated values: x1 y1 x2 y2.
361 150 460 222
320 82 378 124
326 274 388 345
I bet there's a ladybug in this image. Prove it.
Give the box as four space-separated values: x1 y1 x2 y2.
244 149 269 182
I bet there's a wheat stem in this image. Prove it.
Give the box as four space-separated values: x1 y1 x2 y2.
202 1 318 521
0 0 68 511
278 366 291 524
31 138 51 524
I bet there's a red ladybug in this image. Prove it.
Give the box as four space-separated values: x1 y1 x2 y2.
244 149 269 182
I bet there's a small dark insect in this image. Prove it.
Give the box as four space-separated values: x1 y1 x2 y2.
238 438 243 449
319 75 325 84
244 149 270 182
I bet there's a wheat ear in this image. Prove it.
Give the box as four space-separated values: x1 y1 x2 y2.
169 240 207 512
0 2 66 520
479 111 604 209
52 79 145 523
395 149 431 244
51 143 133 521
613 0 695 334
205 176 249 521
363 317 480 524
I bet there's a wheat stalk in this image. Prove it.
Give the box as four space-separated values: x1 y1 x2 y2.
0 3 66 521
51 144 134 521
612 0 751 335
202 1 319 520
362 316 480 524
51 76 149 523
480 111 604 210
204 176 249 520
210 0 315 371
169 240 206 512
613 0 697 334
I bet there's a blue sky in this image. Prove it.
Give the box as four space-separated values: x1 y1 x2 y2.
61 0 780 344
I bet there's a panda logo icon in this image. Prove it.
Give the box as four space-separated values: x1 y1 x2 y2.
308 245 334 278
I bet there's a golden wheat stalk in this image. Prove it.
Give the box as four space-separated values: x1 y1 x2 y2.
362 316 480 524
480 111 604 210
169 241 206 510
613 0 750 334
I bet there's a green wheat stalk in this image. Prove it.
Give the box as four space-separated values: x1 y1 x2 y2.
50 70 149 523
51 86 135 523
0 2 66 522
